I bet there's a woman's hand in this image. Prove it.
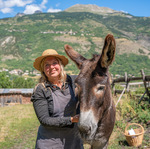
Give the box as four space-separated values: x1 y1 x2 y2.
71 114 79 123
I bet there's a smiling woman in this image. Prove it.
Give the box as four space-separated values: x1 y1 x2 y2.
42 57 62 87
31 49 83 149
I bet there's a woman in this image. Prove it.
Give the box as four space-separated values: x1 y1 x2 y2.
31 49 83 149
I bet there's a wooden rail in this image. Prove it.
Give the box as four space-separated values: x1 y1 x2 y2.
112 69 150 104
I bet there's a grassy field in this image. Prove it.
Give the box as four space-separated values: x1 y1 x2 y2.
0 104 39 149
0 94 149 149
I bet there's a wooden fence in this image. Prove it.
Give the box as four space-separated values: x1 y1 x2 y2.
112 69 150 104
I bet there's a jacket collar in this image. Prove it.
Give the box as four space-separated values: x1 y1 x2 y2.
44 75 71 91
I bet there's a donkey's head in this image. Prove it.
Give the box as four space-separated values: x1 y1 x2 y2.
64 34 116 141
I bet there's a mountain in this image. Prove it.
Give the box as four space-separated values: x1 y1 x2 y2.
65 4 129 16
15 13 25 17
0 4 150 76
65 4 117 14
34 10 43 14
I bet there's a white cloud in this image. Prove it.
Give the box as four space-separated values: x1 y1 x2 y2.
56 3 60 7
1 7 13 13
0 0 4 8
47 7 61 13
0 0 55 15
0 0 33 8
24 0 48 14
40 0 48 9
0 0 33 14
24 4 41 14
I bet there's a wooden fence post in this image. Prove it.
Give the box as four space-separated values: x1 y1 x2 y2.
125 72 129 92
1 96 5 107
19 95 22 104
141 69 150 98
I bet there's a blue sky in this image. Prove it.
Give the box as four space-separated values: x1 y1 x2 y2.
0 0 150 19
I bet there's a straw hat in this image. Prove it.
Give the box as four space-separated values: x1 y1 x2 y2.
33 49 68 71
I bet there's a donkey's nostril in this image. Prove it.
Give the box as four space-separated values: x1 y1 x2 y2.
78 125 91 134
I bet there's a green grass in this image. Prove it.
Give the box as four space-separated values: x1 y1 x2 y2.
0 94 149 149
0 104 39 149
108 93 150 149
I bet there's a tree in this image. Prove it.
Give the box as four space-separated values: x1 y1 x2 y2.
0 72 12 88
12 77 36 88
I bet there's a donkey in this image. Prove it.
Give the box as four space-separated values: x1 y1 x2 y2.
64 34 116 149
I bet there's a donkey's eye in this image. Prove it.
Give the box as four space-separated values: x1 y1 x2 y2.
93 84 105 97
75 83 80 89
97 85 105 91
96 84 105 94
75 83 81 96
75 83 78 87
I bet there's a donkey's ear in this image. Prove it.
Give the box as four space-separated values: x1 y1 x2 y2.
64 44 86 69
100 34 116 68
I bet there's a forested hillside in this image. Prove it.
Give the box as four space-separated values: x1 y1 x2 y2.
0 4 150 76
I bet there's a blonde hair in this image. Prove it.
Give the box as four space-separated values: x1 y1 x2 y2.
39 57 67 84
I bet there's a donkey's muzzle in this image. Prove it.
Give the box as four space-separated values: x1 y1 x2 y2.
78 123 91 135
78 110 98 140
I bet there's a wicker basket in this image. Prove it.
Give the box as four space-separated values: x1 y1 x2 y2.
124 123 144 147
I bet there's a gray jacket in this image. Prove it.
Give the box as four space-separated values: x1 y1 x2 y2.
31 75 78 128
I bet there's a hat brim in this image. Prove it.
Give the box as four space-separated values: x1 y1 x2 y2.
33 54 68 71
